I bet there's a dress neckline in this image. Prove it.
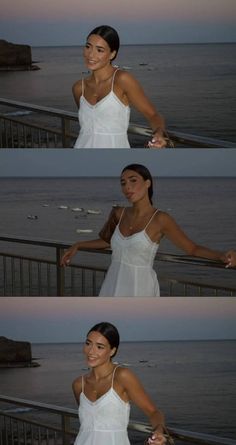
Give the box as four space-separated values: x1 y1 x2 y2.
117 225 158 245
81 91 129 109
117 208 159 243
81 387 129 406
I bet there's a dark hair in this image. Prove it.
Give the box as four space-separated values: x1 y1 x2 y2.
87 25 120 61
121 164 154 205
87 322 120 357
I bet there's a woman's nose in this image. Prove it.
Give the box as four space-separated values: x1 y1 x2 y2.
88 47 95 57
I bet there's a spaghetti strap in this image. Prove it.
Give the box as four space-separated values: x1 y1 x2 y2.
118 207 125 226
81 375 84 393
111 365 120 388
144 209 159 230
111 69 119 91
81 78 84 96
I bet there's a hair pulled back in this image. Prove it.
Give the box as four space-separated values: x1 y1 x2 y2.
87 321 120 357
87 25 120 61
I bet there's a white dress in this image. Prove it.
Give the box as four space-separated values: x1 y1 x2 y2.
74 69 130 148
99 209 160 297
74 366 131 445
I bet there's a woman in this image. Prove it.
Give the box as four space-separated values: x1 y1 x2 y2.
73 25 167 149
73 321 167 445
61 164 234 296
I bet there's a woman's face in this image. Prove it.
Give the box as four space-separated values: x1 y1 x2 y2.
120 169 151 204
83 34 116 71
83 331 116 368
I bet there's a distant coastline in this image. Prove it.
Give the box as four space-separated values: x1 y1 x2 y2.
32 41 236 49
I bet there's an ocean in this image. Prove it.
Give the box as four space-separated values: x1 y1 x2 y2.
1 43 236 143
0 340 236 442
0 176 236 293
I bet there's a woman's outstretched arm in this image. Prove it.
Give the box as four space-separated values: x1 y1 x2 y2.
117 71 166 148
159 211 232 266
60 207 120 266
117 368 166 444
60 238 110 266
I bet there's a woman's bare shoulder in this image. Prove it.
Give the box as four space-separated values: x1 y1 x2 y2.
154 209 177 230
116 69 138 85
72 79 83 94
72 375 83 392
112 205 126 220
115 365 137 382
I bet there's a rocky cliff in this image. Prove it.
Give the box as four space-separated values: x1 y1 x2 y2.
0 40 39 70
0 336 39 367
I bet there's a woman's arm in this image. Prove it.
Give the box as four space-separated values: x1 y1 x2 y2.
72 80 83 107
60 238 110 266
60 207 121 266
117 71 166 148
72 376 83 405
159 211 230 264
118 368 166 443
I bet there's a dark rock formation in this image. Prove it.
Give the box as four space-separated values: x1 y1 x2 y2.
0 40 40 71
0 336 39 367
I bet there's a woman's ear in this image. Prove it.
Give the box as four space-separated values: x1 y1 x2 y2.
110 51 116 61
146 179 151 189
110 347 116 357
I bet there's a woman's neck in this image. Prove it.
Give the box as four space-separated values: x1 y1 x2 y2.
92 65 115 83
90 362 115 381
131 198 153 216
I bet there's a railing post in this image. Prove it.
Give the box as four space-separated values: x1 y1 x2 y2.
61 117 71 148
56 247 64 296
61 414 71 445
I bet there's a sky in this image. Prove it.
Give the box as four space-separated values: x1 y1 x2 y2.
1 0 236 46
0 149 236 177
0 297 236 343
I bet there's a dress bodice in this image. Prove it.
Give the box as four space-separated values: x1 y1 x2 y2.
75 366 130 444
99 209 160 296
79 388 130 432
111 226 159 268
74 69 130 148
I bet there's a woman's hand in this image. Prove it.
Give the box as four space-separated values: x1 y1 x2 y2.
224 250 236 268
147 132 167 149
60 244 78 266
146 431 167 445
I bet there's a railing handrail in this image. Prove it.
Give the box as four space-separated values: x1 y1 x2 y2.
0 97 77 120
0 395 77 417
1 97 235 147
0 395 235 445
0 233 234 271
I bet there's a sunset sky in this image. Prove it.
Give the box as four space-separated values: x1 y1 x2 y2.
1 0 236 46
1 297 236 343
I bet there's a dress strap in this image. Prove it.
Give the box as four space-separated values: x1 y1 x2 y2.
111 365 119 388
81 78 84 96
111 69 119 91
144 209 159 230
81 375 84 393
118 207 125 226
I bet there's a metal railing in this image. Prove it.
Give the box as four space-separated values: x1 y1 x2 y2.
0 235 235 296
0 395 235 445
1 98 235 148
